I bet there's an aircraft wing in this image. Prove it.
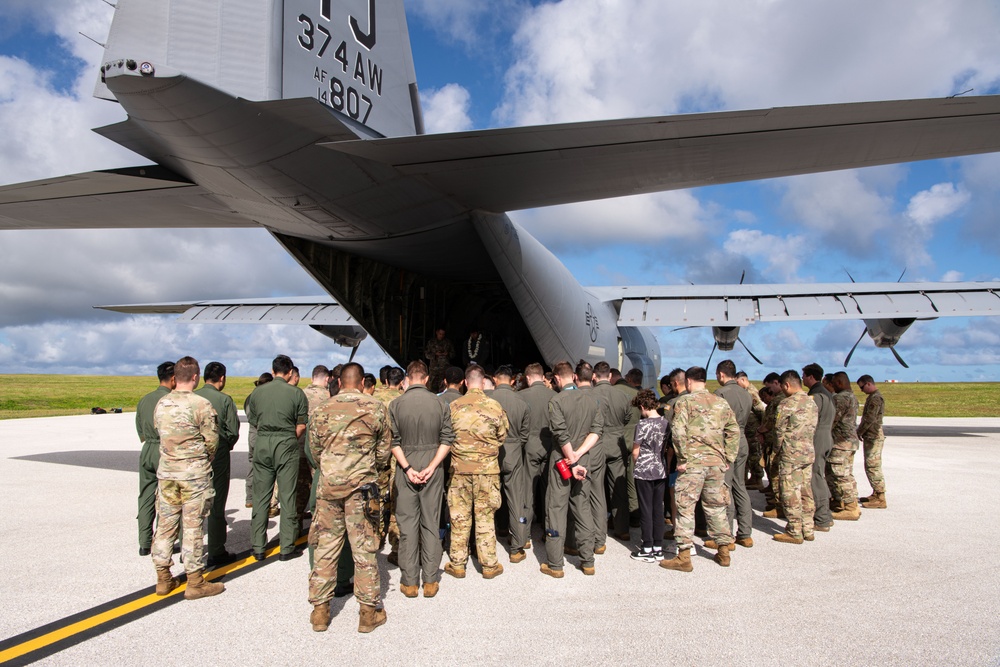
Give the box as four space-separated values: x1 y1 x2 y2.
587 281 1000 327
96 296 355 325
326 95 1000 212
0 166 254 230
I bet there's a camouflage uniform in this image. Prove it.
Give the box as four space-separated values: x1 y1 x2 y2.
761 395 785 507
670 389 740 552
858 389 886 494
448 389 509 568
744 384 766 484
775 391 818 540
307 388 390 608
424 337 455 393
136 385 170 552
193 383 240 559
151 390 219 574
299 383 330 516
827 390 860 504
377 387 404 551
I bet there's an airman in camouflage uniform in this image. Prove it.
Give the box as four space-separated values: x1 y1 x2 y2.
857 375 887 509
759 374 785 514
193 361 240 566
151 356 224 600
661 367 739 572
307 363 390 633
829 372 862 520
424 328 455 393
446 367 509 578
773 371 818 544
298 366 331 518
377 370 404 559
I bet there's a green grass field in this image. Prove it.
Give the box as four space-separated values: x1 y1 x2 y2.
0 375 997 419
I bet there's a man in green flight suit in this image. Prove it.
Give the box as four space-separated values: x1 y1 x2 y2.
245 354 309 560
135 361 175 557
194 361 241 566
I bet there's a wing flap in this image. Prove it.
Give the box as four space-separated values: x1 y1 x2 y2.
601 282 1000 326
96 296 354 326
325 95 1000 212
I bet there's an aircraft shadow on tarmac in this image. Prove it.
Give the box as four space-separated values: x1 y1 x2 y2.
884 425 1000 438
10 451 253 478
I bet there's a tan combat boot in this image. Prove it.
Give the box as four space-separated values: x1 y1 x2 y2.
444 562 466 578
422 581 439 598
184 570 225 600
358 604 387 633
399 583 419 598
482 564 504 579
762 506 786 519
830 498 845 513
832 501 862 521
659 548 693 572
703 539 719 550
713 544 732 567
539 563 564 579
593 544 607 555
861 491 887 509
310 603 331 632
155 566 179 596
735 536 754 548
773 532 804 544
509 550 527 564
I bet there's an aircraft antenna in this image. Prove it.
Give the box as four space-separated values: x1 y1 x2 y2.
78 32 106 48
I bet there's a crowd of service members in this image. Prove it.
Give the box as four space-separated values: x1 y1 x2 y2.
134 353 887 634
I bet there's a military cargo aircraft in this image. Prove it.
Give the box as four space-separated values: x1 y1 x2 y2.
2 0 1000 382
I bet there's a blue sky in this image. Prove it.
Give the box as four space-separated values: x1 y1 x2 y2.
1 0 999 381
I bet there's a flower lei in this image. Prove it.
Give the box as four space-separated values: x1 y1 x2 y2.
467 337 481 359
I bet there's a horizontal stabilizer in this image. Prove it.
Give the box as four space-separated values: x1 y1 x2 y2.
325 95 1000 212
589 281 1000 327
0 166 254 230
96 296 354 326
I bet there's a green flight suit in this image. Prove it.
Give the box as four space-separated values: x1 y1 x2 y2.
544 384 604 570
136 385 170 551
593 380 633 541
614 381 641 517
389 385 455 587
194 383 241 558
520 381 555 524
245 377 309 555
487 384 531 551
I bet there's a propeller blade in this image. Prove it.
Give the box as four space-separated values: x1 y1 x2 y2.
736 337 763 365
844 269 856 283
897 267 907 283
844 328 867 367
889 346 909 369
348 343 360 363
671 326 696 333
706 342 717 369
739 270 746 285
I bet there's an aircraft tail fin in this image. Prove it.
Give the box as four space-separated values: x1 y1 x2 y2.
95 0 422 138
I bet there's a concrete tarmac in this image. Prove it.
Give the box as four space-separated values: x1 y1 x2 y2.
1 414 999 666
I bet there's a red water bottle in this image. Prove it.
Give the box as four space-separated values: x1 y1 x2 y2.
555 458 573 481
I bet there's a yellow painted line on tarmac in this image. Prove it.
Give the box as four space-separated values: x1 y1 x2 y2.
0 537 307 665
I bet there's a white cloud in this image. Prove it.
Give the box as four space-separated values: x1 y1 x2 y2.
421 83 474 133
722 229 808 282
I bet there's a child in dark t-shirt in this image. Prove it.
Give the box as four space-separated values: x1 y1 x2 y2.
630 390 668 562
